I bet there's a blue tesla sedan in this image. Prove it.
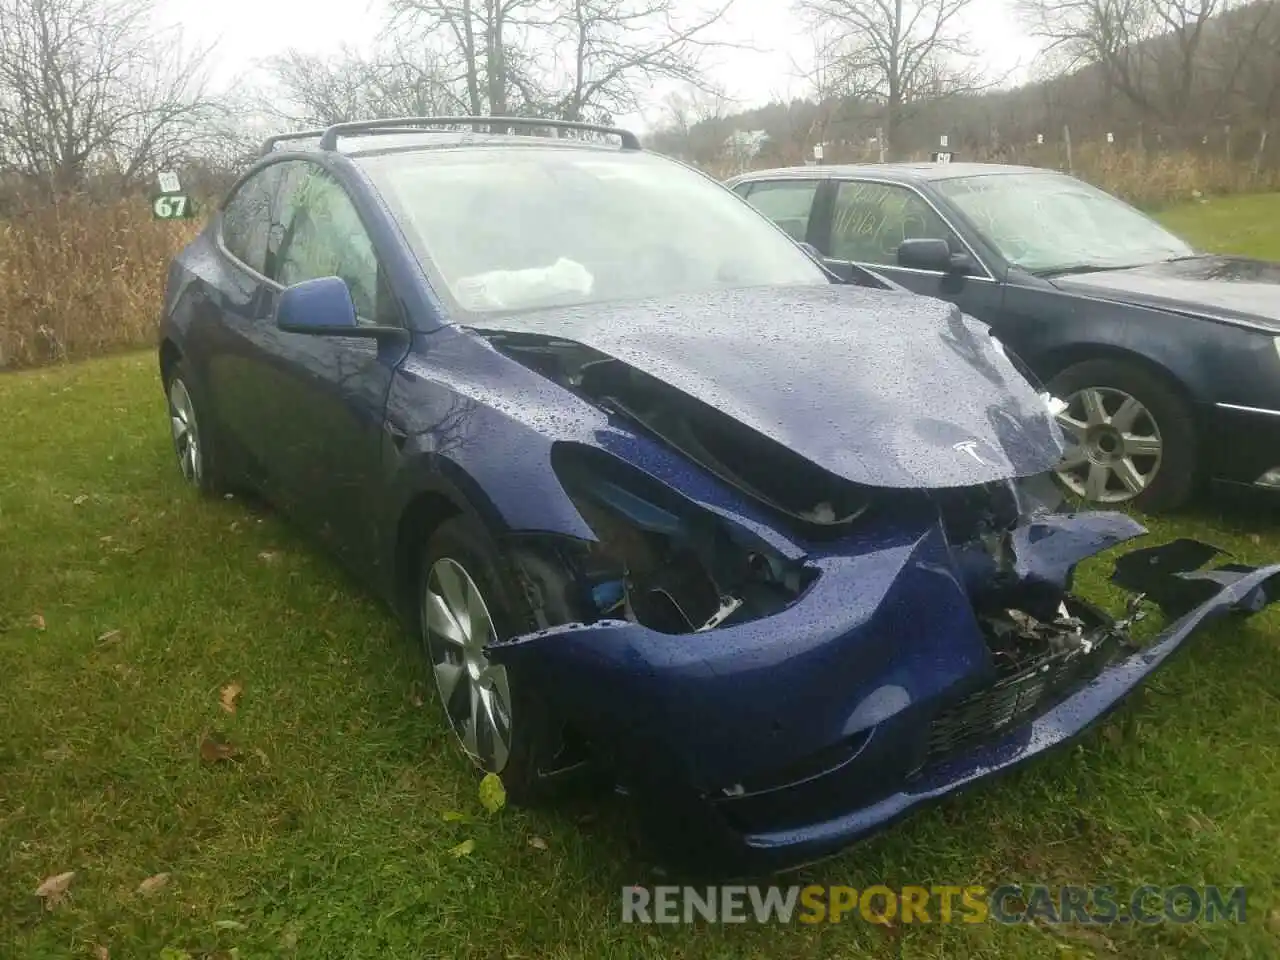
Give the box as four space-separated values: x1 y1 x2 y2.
158 118 1280 875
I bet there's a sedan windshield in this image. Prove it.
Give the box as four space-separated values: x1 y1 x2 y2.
935 172 1194 275
358 147 827 314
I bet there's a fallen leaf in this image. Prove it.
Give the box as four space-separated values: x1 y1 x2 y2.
229 521 241 532
99 535 114 544
257 551 278 563
73 494 88 505
199 734 238 764
29 613 46 631
223 492 235 500
96 629 121 645
252 747 269 765
137 872 170 896
448 838 476 858
34 870 75 908
528 835 549 850
441 810 468 823
219 682 242 714
478 773 506 814
1250 533 1262 546
213 919 247 931
93 946 109 960
407 683 424 708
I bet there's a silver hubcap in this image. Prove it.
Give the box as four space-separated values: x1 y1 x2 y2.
1055 386 1162 503
168 378 202 485
421 558 513 773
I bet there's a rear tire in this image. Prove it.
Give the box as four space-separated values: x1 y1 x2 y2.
1047 358 1198 512
416 514 587 805
164 360 224 496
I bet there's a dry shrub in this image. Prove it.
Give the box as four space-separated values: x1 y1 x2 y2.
0 192 197 370
1069 144 1280 208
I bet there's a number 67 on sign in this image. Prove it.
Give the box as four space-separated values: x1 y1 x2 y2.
152 193 195 220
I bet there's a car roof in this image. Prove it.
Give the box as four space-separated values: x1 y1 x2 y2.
261 119 643 159
731 161 1053 184
284 131 630 159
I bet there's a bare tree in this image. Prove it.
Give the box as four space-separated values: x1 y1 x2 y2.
795 0 984 157
0 0 223 191
543 0 733 122
265 42 467 126
1019 0 1225 123
389 0 549 116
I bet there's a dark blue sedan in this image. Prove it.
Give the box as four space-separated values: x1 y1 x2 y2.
158 118 1280 875
728 163 1280 512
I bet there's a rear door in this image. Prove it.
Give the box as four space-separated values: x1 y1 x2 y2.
816 178 1005 323
203 160 293 488
733 178 822 246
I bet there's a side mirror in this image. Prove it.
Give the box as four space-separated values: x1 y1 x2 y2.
897 238 973 275
275 276 403 339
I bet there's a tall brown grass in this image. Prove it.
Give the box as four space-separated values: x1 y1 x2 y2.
0 194 196 370
722 143 1280 209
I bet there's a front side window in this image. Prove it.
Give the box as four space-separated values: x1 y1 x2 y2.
740 180 819 242
829 181 956 266
221 164 287 275
273 165 386 323
935 172 1193 274
358 149 828 315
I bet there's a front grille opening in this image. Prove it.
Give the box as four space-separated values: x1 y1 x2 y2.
924 598 1131 763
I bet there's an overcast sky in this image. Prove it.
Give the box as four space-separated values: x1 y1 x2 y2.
156 0 1043 132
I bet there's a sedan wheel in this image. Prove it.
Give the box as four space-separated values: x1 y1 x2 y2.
421 556 514 773
1054 386 1162 503
168 377 204 487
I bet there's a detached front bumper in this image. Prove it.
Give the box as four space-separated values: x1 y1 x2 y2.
488 519 1280 876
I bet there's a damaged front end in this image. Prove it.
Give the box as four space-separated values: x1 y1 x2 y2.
468 316 1280 874
488 440 1280 874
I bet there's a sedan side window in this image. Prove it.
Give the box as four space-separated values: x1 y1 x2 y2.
273 165 389 324
830 181 957 267
220 164 286 276
740 180 819 243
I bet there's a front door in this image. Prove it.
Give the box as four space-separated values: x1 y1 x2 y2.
244 161 409 570
817 179 1005 324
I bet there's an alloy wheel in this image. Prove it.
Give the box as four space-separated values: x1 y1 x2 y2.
1054 386 1163 503
421 557 514 773
168 378 203 486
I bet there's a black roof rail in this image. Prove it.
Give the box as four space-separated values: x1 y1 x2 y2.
259 129 327 156
315 116 643 152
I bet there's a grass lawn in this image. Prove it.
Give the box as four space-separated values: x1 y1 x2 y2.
3 197 1280 959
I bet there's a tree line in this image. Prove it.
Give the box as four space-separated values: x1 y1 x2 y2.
0 0 731 196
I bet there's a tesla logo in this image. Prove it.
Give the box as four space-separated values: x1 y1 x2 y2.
953 440 991 466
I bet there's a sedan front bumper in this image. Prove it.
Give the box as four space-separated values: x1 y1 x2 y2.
488 519 1280 876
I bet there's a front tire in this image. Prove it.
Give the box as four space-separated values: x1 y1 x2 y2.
1047 358 1198 512
416 515 583 804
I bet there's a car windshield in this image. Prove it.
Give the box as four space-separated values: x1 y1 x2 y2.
935 172 1194 275
358 147 827 314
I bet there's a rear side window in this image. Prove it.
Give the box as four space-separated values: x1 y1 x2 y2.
740 180 819 242
220 164 286 275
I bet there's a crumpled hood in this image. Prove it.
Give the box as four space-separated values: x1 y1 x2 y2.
1052 256 1280 330
473 285 1064 488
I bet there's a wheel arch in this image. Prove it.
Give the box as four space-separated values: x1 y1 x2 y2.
159 338 183 386
1037 343 1202 413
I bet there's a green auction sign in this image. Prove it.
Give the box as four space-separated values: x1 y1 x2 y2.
152 193 194 220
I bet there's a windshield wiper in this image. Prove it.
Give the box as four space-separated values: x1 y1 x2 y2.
1035 262 1145 278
